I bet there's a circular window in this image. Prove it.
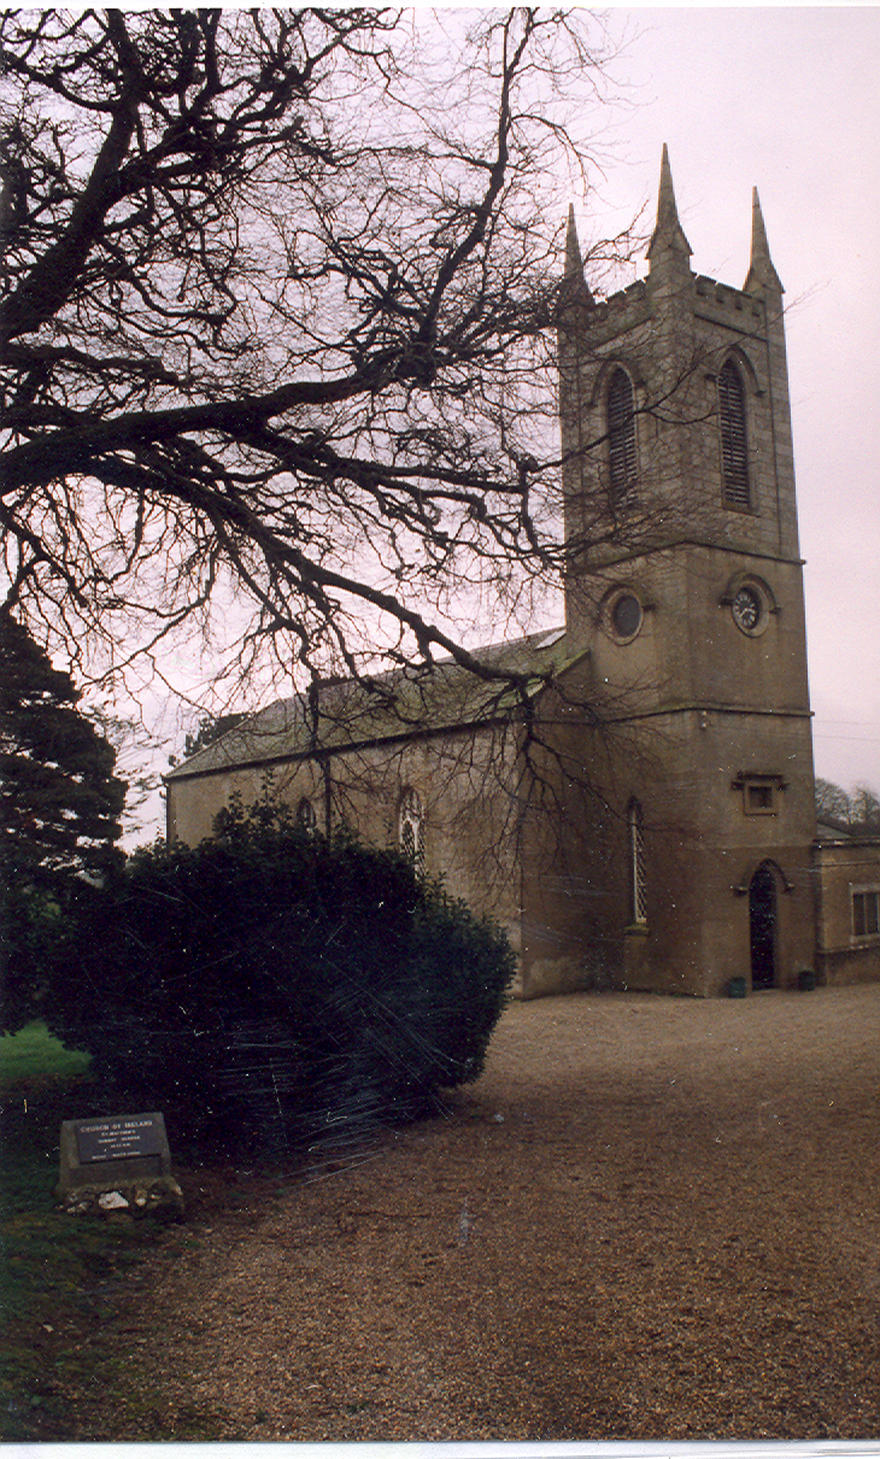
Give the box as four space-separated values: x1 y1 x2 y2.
731 584 764 635
609 592 643 641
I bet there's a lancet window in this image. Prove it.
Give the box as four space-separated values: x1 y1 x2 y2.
399 787 424 867
297 796 317 832
628 799 648 926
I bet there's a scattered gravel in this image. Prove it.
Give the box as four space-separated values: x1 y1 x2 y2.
66 983 880 1441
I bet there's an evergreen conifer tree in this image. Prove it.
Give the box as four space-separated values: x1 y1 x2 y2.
0 610 126 881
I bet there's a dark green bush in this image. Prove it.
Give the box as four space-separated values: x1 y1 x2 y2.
1 868 77 1034
45 800 514 1155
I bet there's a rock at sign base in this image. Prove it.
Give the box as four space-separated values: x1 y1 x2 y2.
60 1176 185 1221
98 1190 129 1211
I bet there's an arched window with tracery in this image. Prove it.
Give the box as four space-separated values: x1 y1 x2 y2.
627 799 647 926
719 358 750 508
607 367 637 503
399 787 424 867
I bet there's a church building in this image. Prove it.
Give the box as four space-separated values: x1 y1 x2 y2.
165 150 880 998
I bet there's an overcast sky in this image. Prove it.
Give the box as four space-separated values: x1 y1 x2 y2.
583 4 880 791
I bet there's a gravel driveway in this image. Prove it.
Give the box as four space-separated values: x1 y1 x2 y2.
68 983 880 1441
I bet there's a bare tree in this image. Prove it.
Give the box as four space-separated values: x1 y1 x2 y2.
849 786 880 833
1 7 638 707
815 777 854 827
815 778 880 834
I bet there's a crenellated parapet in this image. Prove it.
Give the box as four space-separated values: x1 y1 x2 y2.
562 150 783 358
582 279 650 347
693 275 765 333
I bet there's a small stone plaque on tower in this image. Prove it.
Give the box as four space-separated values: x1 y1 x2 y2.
58 1111 184 1219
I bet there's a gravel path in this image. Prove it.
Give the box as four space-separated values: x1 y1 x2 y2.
68 984 880 1441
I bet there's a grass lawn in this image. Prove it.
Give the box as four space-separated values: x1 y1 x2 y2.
0 1022 163 1440
0 1021 92 1088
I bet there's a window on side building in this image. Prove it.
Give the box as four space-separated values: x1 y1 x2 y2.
852 886 880 938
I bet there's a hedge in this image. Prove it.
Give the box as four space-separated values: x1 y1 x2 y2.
41 800 515 1156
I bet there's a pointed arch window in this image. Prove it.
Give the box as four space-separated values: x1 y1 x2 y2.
627 799 647 926
399 787 424 868
719 359 750 508
297 796 317 833
607 367 637 503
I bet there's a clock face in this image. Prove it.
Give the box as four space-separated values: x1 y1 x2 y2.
732 585 762 632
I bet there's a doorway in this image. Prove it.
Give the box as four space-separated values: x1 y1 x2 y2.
749 862 777 989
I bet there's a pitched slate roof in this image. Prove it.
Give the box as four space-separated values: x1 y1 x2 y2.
166 625 581 781
814 816 880 847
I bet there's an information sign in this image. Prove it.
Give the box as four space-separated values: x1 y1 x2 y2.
74 1113 165 1164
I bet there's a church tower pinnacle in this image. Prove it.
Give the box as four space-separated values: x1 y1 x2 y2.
647 144 692 276
744 186 783 296
563 204 593 306
565 204 582 277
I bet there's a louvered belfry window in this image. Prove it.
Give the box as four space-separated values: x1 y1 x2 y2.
607 367 637 503
719 359 750 507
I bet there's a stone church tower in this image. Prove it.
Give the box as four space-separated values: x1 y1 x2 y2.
556 147 817 994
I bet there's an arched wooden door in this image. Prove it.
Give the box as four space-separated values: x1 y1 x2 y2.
749 863 777 989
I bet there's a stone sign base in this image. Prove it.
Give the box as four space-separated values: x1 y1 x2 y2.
58 1175 185 1221
57 1111 185 1220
